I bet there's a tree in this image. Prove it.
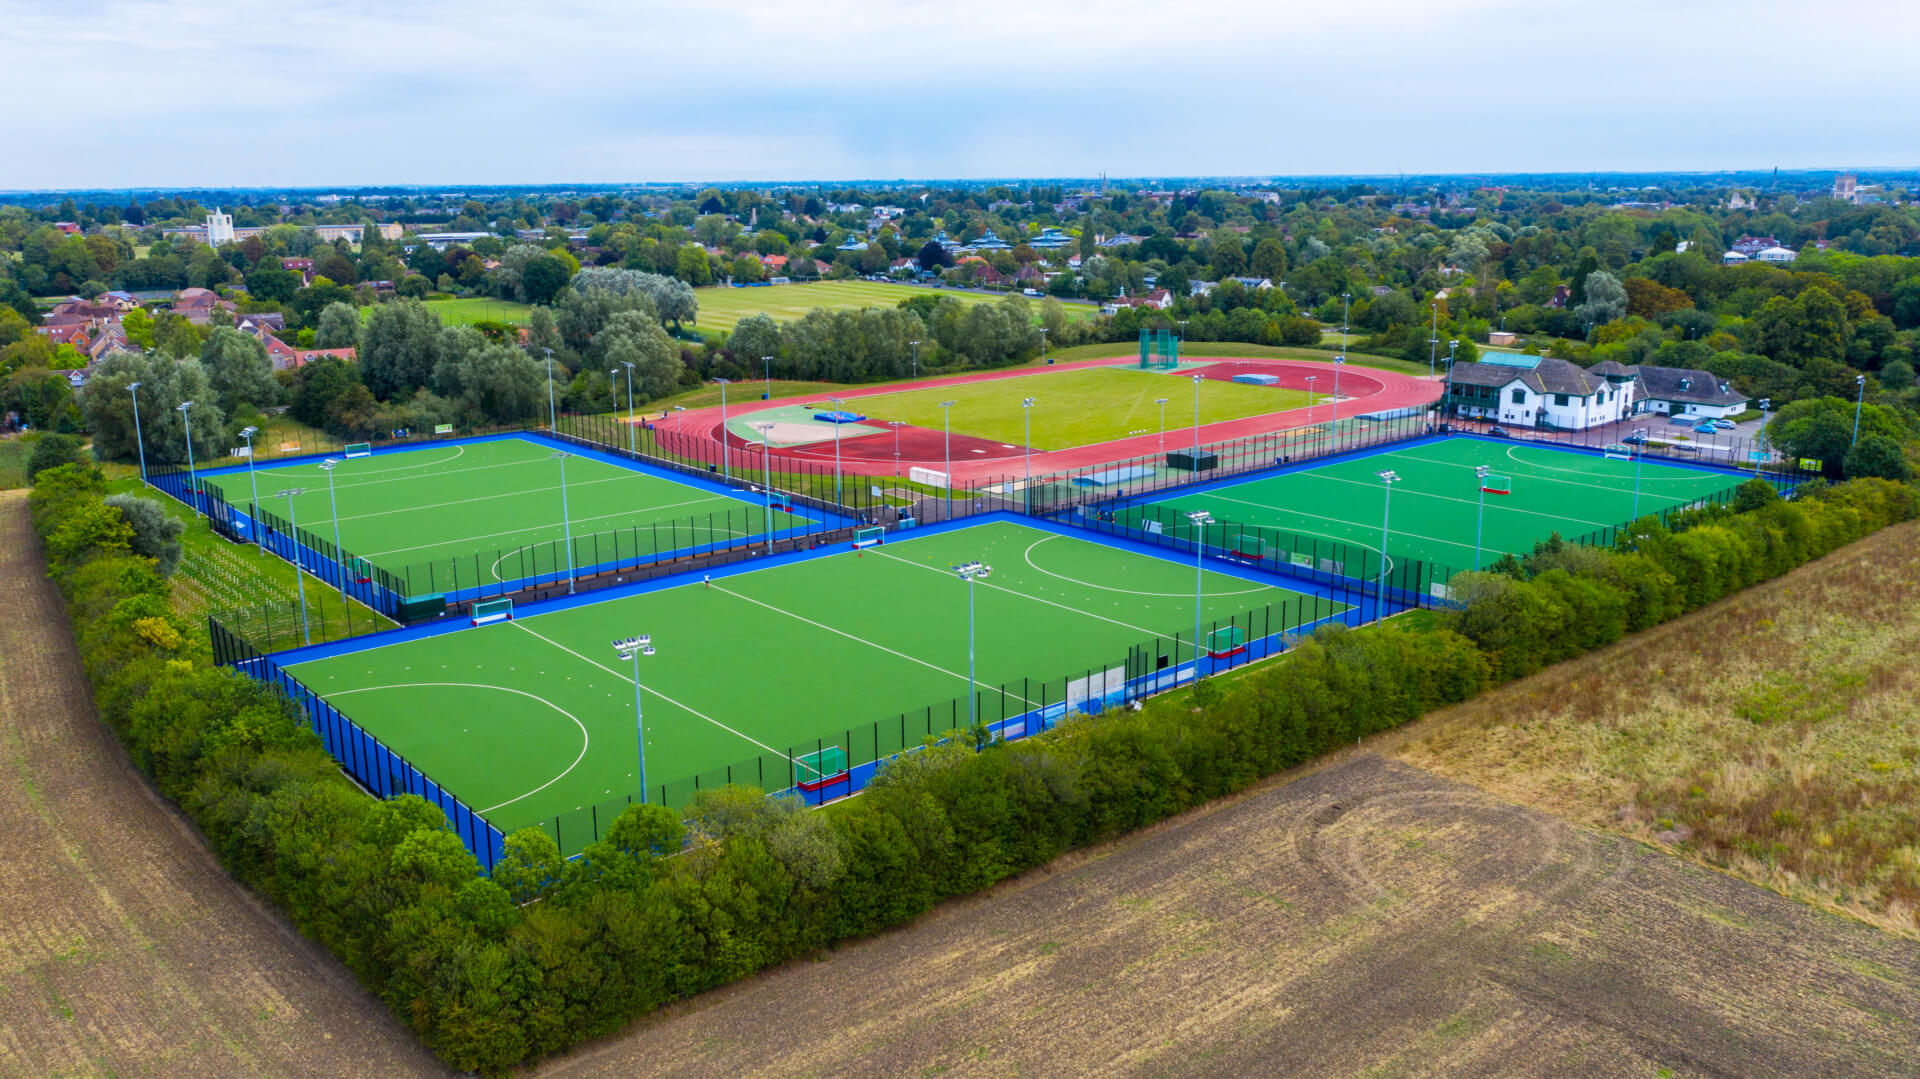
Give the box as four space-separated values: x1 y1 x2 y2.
1769 395 1904 476
596 311 681 400
245 259 300 305
674 244 712 286
120 308 155 350
314 302 360 349
199 327 277 412
360 301 443 401
290 355 360 427
1843 433 1912 480
1250 237 1288 280
28 433 87 482
103 493 184 575
1573 270 1627 328
76 352 224 466
522 254 572 306
727 313 781 369
431 342 545 426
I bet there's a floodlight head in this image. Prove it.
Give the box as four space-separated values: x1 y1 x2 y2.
319 459 338 471
622 360 635 370
177 400 193 411
940 399 958 408
1377 469 1400 484
1475 465 1491 478
1759 398 1770 408
1186 510 1213 526
641 644 656 656
127 381 140 390
550 450 570 460
276 488 305 498
1155 397 1168 405
714 376 730 384
1022 397 1035 407
1856 374 1867 385
239 425 258 437
672 405 686 411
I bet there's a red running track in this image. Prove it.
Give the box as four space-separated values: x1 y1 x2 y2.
649 356 1439 483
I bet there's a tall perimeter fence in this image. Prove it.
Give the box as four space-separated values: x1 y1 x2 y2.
147 418 882 627
191 399 1820 862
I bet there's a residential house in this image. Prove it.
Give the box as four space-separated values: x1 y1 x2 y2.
1095 233 1143 248
1610 362 1750 420
1729 235 1779 258
1442 354 1633 430
237 313 287 337
761 253 789 271
1754 246 1797 264
1026 227 1074 250
965 230 1012 253
281 257 316 285
260 333 301 371
1721 250 1750 265
171 287 233 324
1546 284 1571 309
292 347 356 369
37 324 92 352
93 290 141 311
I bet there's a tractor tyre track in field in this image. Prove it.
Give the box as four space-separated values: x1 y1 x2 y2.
0 491 446 1079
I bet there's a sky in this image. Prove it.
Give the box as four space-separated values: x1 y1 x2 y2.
4 0 1918 191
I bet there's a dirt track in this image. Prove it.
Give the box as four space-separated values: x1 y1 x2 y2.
541 754 1920 1079
0 491 445 1079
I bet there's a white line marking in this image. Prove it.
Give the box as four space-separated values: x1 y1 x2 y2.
510 620 796 761
326 681 588 814
1004 534 1273 599
709 582 1039 707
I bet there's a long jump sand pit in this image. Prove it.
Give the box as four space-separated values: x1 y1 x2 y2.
549 755 1920 1078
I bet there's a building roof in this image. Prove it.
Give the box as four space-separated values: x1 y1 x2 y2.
1588 359 1635 378
1629 365 1748 406
1449 356 1609 397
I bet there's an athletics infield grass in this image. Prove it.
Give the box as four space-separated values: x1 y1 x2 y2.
1122 437 1752 581
198 435 813 591
798 365 1318 451
288 520 1345 848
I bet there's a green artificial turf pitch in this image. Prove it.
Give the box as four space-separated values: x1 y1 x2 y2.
289 520 1343 849
199 437 810 589
798 365 1317 451
1124 438 1750 581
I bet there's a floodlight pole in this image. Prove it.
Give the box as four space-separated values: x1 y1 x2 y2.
1473 465 1491 570
1038 327 1048 361
1305 376 1317 433
615 636 653 804
1022 397 1036 514
621 360 636 453
127 382 148 488
762 354 772 400
1190 373 1203 456
1187 510 1212 673
755 422 775 554
1332 354 1345 433
715 377 731 481
542 349 557 434
1375 470 1400 624
1852 374 1866 446
910 339 920 379
319 459 348 603
829 396 845 508
239 425 261 547
953 562 986 733
1631 427 1648 520
1428 301 1439 379
274 489 312 646
1155 397 1169 453
1757 398 1771 459
940 399 957 522
552 451 576 593
1445 339 1459 421
177 401 201 520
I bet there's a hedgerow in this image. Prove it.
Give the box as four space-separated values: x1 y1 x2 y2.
24 462 1915 1074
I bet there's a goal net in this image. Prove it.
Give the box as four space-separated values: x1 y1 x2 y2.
471 597 513 626
343 442 372 459
1480 473 1512 495
795 745 849 788
1230 533 1266 561
851 525 884 549
1206 625 1247 657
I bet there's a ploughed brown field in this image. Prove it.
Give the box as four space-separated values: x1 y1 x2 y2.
0 491 444 1079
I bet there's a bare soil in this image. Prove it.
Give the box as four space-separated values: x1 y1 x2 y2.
0 490 446 1079
537 754 1920 1079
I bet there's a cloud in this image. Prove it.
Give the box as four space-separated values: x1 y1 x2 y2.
1 0 1916 188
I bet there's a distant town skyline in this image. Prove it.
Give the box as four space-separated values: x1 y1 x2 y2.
3 0 1916 190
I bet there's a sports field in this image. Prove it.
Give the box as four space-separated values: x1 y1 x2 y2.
358 297 534 326
693 281 1096 336
289 520 1344 847
798 365 1318 451
1123 437 1749 580
198 436 812 593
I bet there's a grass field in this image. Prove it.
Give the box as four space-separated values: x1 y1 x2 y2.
196 436 811 595
692 281 1096 337
358 296 534 326
290 520 1341 846
797 365 1316 451
1399 518 1920 936
1128 437 1748 580
1042 340 1432 377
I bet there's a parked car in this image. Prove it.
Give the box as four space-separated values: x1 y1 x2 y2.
1669 441 1699 452
1486 425 1511 438
1695 422 1718 434
1711 418 1736 430
1622 433 1648 445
